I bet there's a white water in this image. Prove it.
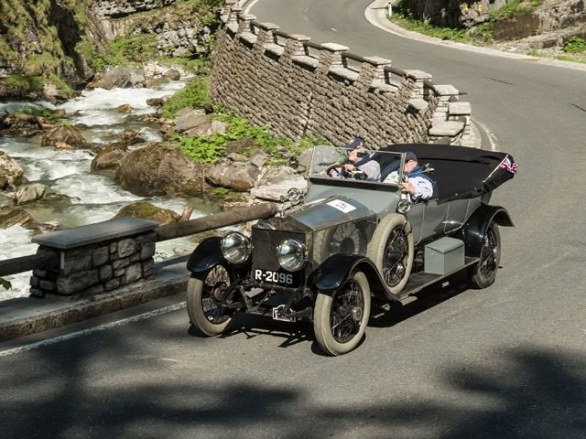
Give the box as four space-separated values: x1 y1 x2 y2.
0 80 211 300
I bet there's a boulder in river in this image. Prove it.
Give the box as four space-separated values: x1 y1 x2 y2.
11 183 47 205
41 125 91 150
116 142 208 196
0 151 25 191
115 201 181 226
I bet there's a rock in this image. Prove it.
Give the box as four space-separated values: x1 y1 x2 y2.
250 176 308 202
162 69 181 81
116 142 207 196
87 66 146 90
116 104 133 113
115 201 181 226
41 125 91 150
173 108 228 137
0 207 33 228
257 166 299 186
91 142 130 172
174 108 208 132
0 151 25 190
206 159 259 192
12 183 46 205
249 150 270 169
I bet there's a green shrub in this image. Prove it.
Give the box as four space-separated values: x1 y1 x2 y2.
563 36 586 54
162 76 211 119
175 110 323 165
0 278 11 290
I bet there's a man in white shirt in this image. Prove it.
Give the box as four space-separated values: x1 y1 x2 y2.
383 151 434 201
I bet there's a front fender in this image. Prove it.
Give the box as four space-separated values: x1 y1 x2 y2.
186 236 224 274
314 254 376 292
462 204 513 257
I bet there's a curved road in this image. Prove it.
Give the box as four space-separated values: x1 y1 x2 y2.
1 1 585 438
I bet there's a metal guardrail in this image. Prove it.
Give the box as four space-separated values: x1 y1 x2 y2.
0 202 279 278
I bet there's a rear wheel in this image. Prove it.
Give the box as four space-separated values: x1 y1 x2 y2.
468 221 501 289
186 265 234 336
313 271 371 356
366 214 414 294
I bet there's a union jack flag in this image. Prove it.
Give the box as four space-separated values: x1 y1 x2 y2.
499 156 517 174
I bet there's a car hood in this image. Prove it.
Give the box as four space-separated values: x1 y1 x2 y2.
284 195 375 232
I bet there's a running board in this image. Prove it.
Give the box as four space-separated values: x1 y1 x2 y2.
399 256 479 302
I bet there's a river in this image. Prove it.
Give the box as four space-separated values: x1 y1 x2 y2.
0 80 214 300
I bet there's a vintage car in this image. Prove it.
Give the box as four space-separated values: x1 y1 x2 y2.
185 143 517 355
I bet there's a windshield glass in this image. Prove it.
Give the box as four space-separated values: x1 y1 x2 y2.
309 146 405 186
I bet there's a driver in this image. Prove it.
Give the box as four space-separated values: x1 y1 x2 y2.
328 137 381 181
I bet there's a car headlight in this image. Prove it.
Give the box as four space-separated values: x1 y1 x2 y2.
221 232 251 265
277 239 306 272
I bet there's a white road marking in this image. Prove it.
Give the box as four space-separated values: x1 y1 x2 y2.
0 302 186 357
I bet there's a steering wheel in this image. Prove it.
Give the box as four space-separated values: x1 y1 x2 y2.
325 164 344 177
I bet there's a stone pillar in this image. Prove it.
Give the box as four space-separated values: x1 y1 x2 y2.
317 43 349 75
284 34 311 58
359 56 392 89
404 69 433 100
256 22 279 47
29 218 158 298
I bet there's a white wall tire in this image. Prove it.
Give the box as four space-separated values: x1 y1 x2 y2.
186 265 234 336
313 271 371 356
366 214 414 294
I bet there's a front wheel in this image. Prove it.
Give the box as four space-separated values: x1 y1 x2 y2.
313 271 371 356
468 221 501 289
186 265 234 336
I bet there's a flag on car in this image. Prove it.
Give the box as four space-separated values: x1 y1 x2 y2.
499 156 517 174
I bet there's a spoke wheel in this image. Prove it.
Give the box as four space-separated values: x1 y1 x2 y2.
367 214 414 294
187 265 234 336
314 271 371 356
468 221 501 289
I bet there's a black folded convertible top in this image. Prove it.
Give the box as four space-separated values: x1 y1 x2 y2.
379 143 517 201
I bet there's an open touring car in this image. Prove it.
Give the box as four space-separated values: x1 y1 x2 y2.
185 143 517 355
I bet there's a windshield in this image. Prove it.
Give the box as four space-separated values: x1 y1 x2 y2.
309 146 405 186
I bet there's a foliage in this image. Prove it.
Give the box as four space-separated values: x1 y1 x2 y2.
0 75 45 94
162 76 211 119
175 110 323 165
390 4 484 43
91 34 158 71
563 36 586 54
487 0 541 21
0 278 11 290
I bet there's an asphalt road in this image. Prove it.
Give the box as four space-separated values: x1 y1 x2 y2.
1 1 585 438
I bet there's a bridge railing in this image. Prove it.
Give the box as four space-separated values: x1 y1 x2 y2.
0 203 278 298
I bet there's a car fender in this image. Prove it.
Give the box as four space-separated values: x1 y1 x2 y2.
313 254 398 300
186 236 223 274
462 204 514 257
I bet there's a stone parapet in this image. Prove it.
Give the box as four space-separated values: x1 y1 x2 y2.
29 218 158 298
210 4 472 148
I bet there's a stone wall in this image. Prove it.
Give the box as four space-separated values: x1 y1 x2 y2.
29 218 157 298
209 2 472 148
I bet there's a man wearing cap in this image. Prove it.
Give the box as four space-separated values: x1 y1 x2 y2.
329 136 381 181
384 151 434 201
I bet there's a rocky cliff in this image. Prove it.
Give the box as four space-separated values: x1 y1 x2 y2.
0 0 217 101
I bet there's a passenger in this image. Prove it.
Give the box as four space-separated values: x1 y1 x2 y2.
383 151 434 201
327 137 381 181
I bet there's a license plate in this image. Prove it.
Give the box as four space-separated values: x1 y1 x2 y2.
253 269 294 286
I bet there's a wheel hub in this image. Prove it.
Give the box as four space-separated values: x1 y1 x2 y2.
351 306 363 322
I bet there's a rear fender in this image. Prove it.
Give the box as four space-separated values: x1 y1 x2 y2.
186 236 223 275
462 205 513 257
